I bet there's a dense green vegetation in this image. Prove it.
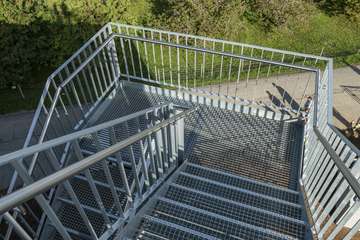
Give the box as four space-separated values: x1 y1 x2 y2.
0 0 359 113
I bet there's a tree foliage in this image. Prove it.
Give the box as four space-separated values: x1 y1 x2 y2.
0 0 134 88
0 0 359 89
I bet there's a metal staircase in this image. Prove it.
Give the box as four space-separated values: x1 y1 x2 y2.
1 23 360 240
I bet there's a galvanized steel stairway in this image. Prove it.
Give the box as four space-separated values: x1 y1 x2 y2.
35 82 310 240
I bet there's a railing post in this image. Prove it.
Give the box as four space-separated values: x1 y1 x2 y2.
10 161 72 240
3 212 32 240
327 59 333 125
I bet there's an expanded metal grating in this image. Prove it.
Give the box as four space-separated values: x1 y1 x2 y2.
149 199 285 240
135 216 209 240
165 185 306 239
184 105 302 190
175 173 302 219
183 164 299 203
87 83 302 190
52 203 107 239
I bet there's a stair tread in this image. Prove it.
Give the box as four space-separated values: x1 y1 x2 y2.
137 215 217 240
176 172 303 219
148 198 292 240
165 184 306 239
185 163 299 203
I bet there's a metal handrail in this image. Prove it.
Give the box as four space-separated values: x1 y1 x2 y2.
110 23 331 62
0 104 169 167
112 33 318 73
0 107 195 214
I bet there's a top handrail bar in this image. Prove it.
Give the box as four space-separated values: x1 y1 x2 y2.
0 107 196 215
112 33 320 73
21 24 111 151
48 24 111 80
110 22 331 62
0 103 169 167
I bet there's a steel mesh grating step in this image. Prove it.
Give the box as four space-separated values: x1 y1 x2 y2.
51 203 106 239
149 199 286 240
184 163 299 203
184 106 301 189
165 185 306 239
59 176 129 215
175 173 302 219
135 216 210 240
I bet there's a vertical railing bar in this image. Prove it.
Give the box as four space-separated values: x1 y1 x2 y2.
227 45 235 96
46 149 98 239
15 213 36 237
218 42 225 95
159 32 165 85
256 49 264 85
99 33 114 88
103 29 117 86
168 33 173 85
123 121 142 197
176 35 181 88
24 203 40 223
234 46 243 101
288 56 299 110
134 28 144 79
119 36 130 81
83 49 100 99
278 53 285 74
70 61 88 106
125 26 136 76
150 31 159 83
185 36 189 89
77 55 95 104
266 52 274 78
145 112 157 179
343 201 360 240
134 118 150 186
51 78 68 115
3 212 32 240
11 161 72 240
109 127 132 200
201 40 207 88
143 30 151 81
58 74 79 124
92 132 124 215
193 38 197 89
93 38 110 89
73 141 111 225
246 48 254 88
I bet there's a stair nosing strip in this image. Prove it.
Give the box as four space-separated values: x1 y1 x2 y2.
157 197 298 240
143 215 221 240
186 162 299 195
179 172 302 209
169 183 306 226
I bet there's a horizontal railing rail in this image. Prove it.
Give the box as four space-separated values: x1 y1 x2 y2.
0 107 194 214
0 104 194 240
109 23 330 65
